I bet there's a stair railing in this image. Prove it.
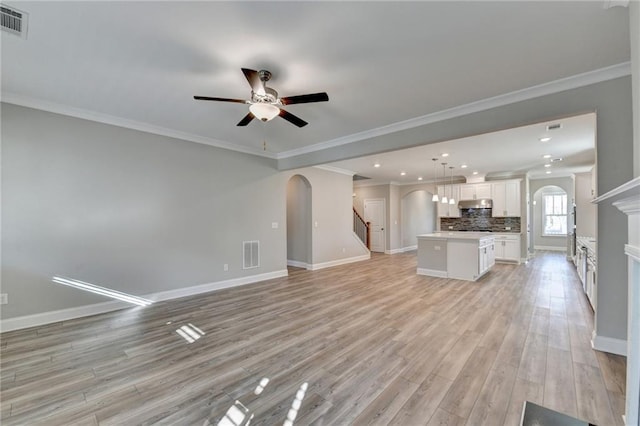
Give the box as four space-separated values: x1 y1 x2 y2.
353 207 371 250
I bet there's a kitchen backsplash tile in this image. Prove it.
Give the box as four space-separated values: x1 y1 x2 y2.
440 215 521 232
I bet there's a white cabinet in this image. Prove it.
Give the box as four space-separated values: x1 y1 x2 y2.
436 185 461 218
494 234 521 262
492 180 521 217
585 259 596 310
460 183 492 200
478 238 496 276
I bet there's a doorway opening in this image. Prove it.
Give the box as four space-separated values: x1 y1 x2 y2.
286 175 312 269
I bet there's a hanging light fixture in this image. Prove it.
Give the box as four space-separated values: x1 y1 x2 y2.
441 163 448 204
431 158 439 202
249 102 280 122
449 166 456 205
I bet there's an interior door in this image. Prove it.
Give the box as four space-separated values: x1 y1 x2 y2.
364 199 386 253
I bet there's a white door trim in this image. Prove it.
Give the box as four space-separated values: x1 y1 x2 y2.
364 198 386 253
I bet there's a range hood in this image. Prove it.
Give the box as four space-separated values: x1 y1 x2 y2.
458 199 493 209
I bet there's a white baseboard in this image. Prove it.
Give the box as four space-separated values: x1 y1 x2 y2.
149 270 288 303
417 268 447 278
0 300 130 333
385 245 417 255
534 245 567 252
0 269 289 333
591 331 627 356
287 260 310 269
309 254 370 271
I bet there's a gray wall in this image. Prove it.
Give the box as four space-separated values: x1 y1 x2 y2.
401 190 436 248
286 175 312 265
1 104 283 318
633 1 640 178
290 167 367 264
575 170 597 238
1 104 367 321
389 185 401 252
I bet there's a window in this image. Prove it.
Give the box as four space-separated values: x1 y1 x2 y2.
543 193 567 236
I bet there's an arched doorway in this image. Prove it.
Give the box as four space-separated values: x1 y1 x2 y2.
531 185 569 253
286 175 312 269
401 190 437 250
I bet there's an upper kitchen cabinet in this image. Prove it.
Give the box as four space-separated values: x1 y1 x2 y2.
492 180 521 217
459 183 492 200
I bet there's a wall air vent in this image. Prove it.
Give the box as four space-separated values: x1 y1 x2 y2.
243 241 260 269
546 123 562 131
1 4 28 39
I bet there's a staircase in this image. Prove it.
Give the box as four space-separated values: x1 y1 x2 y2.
353 207 371 250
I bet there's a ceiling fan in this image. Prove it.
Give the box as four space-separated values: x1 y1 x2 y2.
194 68 329 128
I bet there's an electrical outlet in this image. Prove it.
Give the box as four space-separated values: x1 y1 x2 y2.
223 264 229 272
434 246 441 251
342 247 346 253
271 222 278 229
505 226 511 231
448 226 454 230
0 294 7 305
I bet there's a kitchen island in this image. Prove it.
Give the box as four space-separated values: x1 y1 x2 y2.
417 232 495 281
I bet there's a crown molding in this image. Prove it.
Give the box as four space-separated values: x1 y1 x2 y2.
0 92 277 159
276 62 632 160
312 165 356 176
592 176 640 205
2 62 631 162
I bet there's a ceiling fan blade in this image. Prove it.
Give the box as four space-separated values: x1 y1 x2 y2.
241 68 265 95
237 112 255 127
194 96 247 103
280 92 329 105
279 109 308 127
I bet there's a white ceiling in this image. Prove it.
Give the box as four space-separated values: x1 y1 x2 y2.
0 2 630 163
329 112 596 185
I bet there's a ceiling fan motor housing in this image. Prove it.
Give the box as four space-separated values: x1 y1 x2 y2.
252 86 279 104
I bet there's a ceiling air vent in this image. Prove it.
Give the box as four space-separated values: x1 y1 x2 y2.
546 123 562 131
353 175 371 181
1 4 28 39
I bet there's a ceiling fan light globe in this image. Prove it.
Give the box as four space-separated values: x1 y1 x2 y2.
249 103 280 122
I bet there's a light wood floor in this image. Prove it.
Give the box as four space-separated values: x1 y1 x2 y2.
0 251 626 425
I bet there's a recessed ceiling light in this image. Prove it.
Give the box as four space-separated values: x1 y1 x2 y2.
461 164 468 169
546 170 552 174
373 163 381 168
417 177 423 181
400 171 406 176
544 164 551 168
441 153 449 157
540 137 552 142
543 154 552 159
549 157 563 162
472 171 478 175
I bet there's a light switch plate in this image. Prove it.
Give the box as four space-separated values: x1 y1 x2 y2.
0 294 7 305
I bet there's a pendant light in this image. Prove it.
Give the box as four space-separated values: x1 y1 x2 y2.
441 163 448 204
448 166 456 205
431 158 439 202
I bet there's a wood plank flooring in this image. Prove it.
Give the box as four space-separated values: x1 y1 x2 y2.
0 251 626 425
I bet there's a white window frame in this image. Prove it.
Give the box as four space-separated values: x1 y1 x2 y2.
542 192 568 236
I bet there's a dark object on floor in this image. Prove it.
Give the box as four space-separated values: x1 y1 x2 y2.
521 401 596 426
